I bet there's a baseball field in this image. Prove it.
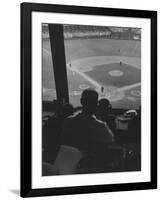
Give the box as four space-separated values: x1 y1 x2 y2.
42 38 141 109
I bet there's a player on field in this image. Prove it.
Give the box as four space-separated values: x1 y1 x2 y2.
101 87 104 93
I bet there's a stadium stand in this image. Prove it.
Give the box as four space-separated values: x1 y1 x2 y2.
42 24 141 40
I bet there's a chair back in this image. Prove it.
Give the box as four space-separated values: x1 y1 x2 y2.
53 145 82 175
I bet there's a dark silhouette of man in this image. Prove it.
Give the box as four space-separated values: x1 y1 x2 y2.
43 100 63 164
128 105 141 142
61 89 114 155
96 98 116 132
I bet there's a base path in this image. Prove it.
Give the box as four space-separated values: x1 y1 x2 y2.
71 56 141 73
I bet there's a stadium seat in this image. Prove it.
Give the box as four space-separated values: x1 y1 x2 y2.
52 145 83 175
42 162 58 176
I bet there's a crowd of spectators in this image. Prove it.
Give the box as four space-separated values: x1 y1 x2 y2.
42 24 141 40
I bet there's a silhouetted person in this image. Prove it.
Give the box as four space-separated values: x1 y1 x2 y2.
128 106 141 142
96 98 116 132
43 100 63 164
101 87 104 93
61 89 114 155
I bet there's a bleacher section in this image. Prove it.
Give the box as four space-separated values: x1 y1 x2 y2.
42 24 141 40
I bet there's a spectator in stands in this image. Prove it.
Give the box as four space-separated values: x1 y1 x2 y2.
61 89 114 156
96 98 116 132
43 100 63 164
128 106 141 142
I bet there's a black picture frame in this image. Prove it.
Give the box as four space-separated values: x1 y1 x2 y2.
21 2 157 197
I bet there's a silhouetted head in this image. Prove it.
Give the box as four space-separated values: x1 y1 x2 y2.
81 89 99 114
98 98 112 113
52 100 62 116
95 98 112 121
